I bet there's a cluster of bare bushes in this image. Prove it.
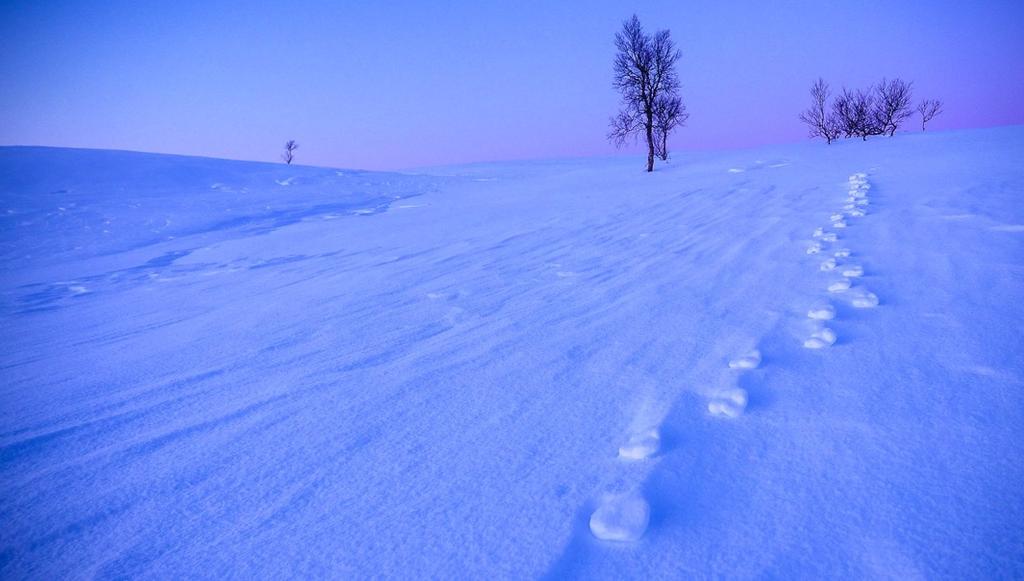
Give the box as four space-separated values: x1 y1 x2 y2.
800 78 943 144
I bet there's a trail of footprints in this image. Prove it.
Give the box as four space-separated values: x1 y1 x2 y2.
804 172 880 349
587 410 660 542
588 172 882 543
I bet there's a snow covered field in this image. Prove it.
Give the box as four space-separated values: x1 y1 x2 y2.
2 126 1022 578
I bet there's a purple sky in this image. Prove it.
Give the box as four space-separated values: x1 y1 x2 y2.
1 1 1022 170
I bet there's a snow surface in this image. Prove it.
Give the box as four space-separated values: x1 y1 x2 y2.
2 126 1024 578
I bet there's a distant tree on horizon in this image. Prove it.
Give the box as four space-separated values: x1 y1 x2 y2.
917 99 943 131
874 78 914 136
653 94 688 160
799 78 842 144
282 140 299 164
608 14 682 172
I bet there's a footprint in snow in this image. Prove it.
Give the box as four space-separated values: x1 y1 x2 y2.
834 248 851 258
804 327 838 349
806 242 823 255
728 349 762 370
833 220 847 229
851 291 880 308
849 209 865 217
820 258 837 271
807 304 836 320
813 227 825 238
831 213 844 222
820 232 838 242
841 265 864 278
708 388 748 418
590 494 651 542
618 429 661 460
828 279 852 293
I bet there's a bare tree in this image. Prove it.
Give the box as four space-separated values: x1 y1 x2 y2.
799 78 842 144
917 99 943 130
873 78 914 136
608 14 681 172
831 89 856 139
653 94 688 160
282 140 299 165
856 89 885 139
834 88 882 141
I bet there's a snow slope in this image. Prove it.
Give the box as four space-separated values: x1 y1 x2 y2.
2 127 1023 578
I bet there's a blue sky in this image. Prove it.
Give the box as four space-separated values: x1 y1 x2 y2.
1 0 1021 169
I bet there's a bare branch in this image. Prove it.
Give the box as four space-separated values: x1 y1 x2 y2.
653 94 688 160
917 99 943 131
873 78 914 136
799 78 842 144
832 87 883 141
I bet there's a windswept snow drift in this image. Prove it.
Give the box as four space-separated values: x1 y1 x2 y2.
2 127 1023 578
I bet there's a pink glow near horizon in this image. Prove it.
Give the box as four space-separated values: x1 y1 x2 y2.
1 1 1022 170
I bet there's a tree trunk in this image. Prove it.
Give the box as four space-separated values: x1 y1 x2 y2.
660 130 668 161
645 120 655 172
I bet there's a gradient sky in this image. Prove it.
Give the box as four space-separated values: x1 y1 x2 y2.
1 0 1022 170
